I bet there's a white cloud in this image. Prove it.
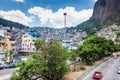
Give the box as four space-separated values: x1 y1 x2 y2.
28 7 53 24
0 10 33 25
13 0 25 2
93 0 97 2
28 6 93 28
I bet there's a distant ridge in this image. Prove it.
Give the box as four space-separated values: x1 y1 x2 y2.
0 18 29 29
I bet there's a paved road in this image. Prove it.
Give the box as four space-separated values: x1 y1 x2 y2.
75 57 120 80
0 68 15 80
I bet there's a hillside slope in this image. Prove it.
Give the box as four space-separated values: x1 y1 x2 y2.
0 18 28 29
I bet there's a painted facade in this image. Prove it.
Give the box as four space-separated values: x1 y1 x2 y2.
20 30 40 54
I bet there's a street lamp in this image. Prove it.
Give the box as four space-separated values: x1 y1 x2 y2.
63 13 67 28
63 12 67 38
63 12 67 47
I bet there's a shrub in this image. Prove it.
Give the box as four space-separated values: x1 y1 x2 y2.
80 66 86 70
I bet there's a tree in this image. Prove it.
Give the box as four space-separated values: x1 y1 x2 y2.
34 41 69 80
115 30 120 43
10 58 36 80
114 43 120 51
5 50 13 63
34 39 43 50
76 35 115 65
11 40 69 80
9 50 13 62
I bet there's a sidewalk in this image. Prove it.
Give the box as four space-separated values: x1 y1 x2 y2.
62 56 112 80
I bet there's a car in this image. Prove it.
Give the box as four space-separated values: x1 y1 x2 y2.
114 56 117 59
93 71 102 79
0 63 4 69
117 70 120 74
13 58 21 63
8 62 16 68
3 63 9 68
117 67 120 74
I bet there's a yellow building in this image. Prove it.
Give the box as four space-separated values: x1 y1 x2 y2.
20 30 40 55
0 29 12 60
0 36 5 51
5 37 12 51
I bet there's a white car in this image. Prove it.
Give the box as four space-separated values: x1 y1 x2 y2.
117 67 120 74
0 63 4 69
114 56 117 59
117 70 120 74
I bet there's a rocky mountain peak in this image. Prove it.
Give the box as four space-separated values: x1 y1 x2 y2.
91 0 120 23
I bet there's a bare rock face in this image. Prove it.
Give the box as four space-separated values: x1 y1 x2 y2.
92 0 120 23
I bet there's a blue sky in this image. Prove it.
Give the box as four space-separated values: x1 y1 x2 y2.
0 0 97 28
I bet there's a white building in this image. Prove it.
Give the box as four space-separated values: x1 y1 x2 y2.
0 29 7 37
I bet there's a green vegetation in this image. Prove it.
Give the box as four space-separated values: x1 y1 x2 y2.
11 40 70 80
114 43 120 51
74 19 102 35
76 35 120 65
34 39 43 50
101 17 120 27
69 50 79 61
10 59 35 80
80 66 86 70
0 18 28 29
5 50 14 63
110 17 120 25
64 35 120 66
115 31 120 37
114 30 120 43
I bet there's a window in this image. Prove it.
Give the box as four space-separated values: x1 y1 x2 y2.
33 40 35 42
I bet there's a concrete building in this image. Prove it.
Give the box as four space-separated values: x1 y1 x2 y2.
20 30 40 55
0 35 6 60
0 29 12 60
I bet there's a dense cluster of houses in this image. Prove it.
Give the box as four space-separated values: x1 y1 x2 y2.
0 27 40 62
32 27 87 49
0 25 93 62
96 24 120 41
